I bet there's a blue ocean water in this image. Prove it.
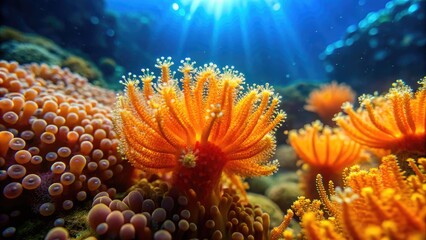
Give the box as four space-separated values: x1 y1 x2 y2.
106 0 389 85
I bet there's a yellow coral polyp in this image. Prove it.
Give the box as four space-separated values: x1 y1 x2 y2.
292 155 426 240
335 78 426 154
114 57 285 203
179 148 198 168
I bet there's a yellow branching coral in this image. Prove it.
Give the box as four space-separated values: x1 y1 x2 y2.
289 121 366 198
270 209 295 240
335 78 426 154
305 81 356 125
292 155 426 240
114 57 285 204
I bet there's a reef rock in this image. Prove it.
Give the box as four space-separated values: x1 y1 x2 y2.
321 0 426 93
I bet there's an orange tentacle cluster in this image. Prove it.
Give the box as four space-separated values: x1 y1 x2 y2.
292 155 426 240
335 78 426 154
289 121 365 172
305 81 356 125
114 57 285 203
288 121 366 198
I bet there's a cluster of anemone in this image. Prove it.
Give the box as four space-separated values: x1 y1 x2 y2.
87 177 277 240
335 78 426 155
304 81 355 126
0 61 134 237
286 155 425 240
283 78 426 240
114 57 285 205
288 120 367 198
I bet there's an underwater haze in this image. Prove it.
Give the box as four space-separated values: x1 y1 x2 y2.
106 0 390 85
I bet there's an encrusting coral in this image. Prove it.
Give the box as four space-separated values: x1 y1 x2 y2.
0 26 112 88
288 121 366 198
114 57 286 205
305 81 355 126
61 56 103 84
0 61 134 237
87 177 280 240
335 78 426 155
289 155 426 240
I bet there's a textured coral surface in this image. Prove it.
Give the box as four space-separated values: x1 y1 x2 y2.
87 177 275 240
0 61 134 236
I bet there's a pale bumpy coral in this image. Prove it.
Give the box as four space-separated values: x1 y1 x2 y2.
0 61 134 236
88 178 275 240
246 192 285 229
44 227 69 240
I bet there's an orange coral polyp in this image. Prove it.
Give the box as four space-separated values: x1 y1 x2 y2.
300 155 426 240
335 78 426 154
115 57 285 202
305 81 356 125
289 121 364 172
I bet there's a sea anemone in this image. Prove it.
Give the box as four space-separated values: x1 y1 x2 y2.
291 155 426 240
304 81 355 125
0 61 134 236
115 57 285 204
288 121 366 198
334 78 426 155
